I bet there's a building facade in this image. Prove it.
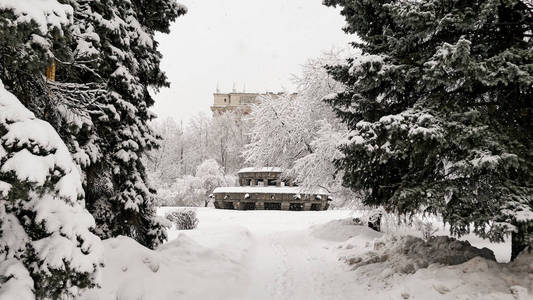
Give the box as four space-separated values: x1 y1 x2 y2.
211 92 260 114
210 92 297 115
213 167 330 211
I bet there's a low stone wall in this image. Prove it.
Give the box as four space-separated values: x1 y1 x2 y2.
213 192 329 211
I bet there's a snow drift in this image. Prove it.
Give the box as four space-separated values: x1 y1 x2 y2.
81 228 253 300
78 209 530 300
341 235 496 274
311 218 533 299
310 217 383 242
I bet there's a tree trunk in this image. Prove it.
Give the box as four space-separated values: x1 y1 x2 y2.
511 221 533 261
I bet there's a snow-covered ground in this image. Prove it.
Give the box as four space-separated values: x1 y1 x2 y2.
80 208 532 300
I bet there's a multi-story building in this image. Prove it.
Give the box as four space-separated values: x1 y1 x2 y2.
210 92 261 114
210 91 296 115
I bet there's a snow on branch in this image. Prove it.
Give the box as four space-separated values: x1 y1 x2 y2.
0 0 73 34
47 80 107 128
0 80 103 298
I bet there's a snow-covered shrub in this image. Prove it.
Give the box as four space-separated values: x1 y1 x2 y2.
0 81 103 298
352 217 364 225
415 219 439 241
166 209 199 230
367 211 382 232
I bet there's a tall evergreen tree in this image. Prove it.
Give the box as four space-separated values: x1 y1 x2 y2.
324 0 533 260
56 0 187 248
0 0 186 249
0 2 103 298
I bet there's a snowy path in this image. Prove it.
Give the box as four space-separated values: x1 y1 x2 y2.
162 208 363 300
242 231 351 300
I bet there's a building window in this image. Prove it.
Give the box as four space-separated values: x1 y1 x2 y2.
242 202 255 210
289 203 303 211
264 202 281 210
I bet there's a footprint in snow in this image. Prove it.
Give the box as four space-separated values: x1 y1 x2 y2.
432 284 450 294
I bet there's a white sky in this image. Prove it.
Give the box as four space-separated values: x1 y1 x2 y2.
151 0 352 123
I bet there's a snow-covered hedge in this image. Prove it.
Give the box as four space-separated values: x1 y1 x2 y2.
165 209 199 230
0 81 103 299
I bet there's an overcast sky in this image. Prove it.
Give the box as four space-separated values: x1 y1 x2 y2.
151 0 352 123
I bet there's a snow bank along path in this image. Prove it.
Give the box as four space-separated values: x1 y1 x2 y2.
163 208 357 300
81 208 531 300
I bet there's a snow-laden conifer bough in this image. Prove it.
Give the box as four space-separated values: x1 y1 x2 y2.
0 80 103 299
323 0 533 260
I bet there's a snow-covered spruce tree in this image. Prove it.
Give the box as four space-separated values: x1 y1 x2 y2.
0 0 186 248
54 0 187 248
0 81 103 299
324 0 533 259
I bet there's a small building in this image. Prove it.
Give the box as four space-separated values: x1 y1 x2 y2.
213 167 330 211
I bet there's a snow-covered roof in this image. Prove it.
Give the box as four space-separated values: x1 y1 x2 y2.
213 186 329 195
237 167 282 174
